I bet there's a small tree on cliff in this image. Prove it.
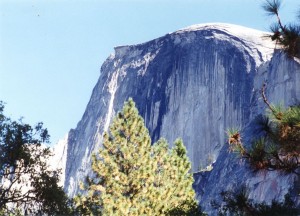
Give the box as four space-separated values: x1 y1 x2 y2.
75 98 201 215
227 84 300 173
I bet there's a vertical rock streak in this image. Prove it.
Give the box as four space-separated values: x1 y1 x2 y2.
104 69 120 133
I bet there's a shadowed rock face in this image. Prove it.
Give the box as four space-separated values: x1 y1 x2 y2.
62 23 300 207
194 52 300 214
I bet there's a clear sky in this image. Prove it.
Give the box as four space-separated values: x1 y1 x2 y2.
0 0 299 144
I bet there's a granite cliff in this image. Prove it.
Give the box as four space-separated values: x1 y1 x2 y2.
193 51 300 214
57 23 299 212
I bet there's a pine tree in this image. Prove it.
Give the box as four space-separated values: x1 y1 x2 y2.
75 98 199 215
151 139 198 215
227 102 300 173
263 0 300 58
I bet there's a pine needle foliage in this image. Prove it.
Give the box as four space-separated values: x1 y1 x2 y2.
75 98 199 215
269 105 300 153
248 138 268 169
262 0 281 16
263 0 300 58
214 186 299 216
227 103 300 172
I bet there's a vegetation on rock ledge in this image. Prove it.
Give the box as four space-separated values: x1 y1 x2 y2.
213 186 299 216
228 91 300 173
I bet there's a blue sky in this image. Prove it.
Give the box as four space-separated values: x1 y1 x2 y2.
0 0 299 144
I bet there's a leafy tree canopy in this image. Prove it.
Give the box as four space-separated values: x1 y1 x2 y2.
0 102 72 215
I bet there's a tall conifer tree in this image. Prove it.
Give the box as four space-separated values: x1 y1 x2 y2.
75 98 199 215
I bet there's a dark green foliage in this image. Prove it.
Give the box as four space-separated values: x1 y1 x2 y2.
75 98 199 215
0 102 72 215
31 172 73 215
214 186 299 216
254 115 274 135
166 199 206 216
262 0 281 16
226 101 300 212
263 0 300 58
215 186 251 216
268 105 300 154
256 195 299 216
228 103 300 173
248 138 268 169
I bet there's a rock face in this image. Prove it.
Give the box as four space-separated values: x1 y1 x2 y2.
194 51 300 214
50 134 68 186
62 22 300 211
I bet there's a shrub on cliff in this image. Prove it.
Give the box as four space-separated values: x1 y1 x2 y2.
74 98 202 215
213 186 299 216
228 102 300 173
